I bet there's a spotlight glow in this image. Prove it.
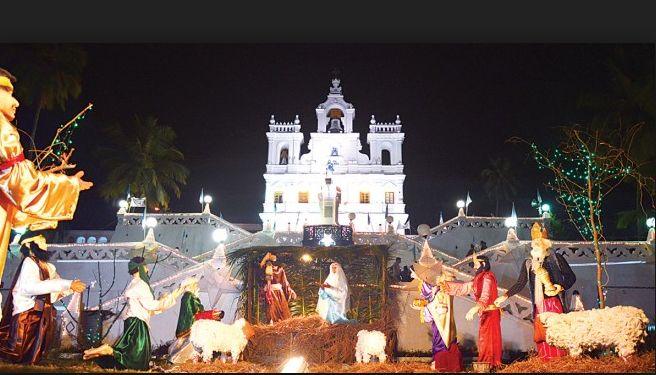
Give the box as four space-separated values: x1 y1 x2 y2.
280 356 309 373
144 217 158 228
212 228 228 243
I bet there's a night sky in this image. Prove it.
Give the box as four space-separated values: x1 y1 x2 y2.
5 44 654 237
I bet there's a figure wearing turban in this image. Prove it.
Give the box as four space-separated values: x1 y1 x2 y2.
83 257 190 370
0 230 86 364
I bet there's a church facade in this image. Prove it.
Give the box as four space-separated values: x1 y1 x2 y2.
260 78 409 233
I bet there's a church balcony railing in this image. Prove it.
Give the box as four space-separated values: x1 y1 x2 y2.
117 212 252 238
366 165 404 174
429 215 545 237
269 124 301 132
369 124 402 133
266 165 289 173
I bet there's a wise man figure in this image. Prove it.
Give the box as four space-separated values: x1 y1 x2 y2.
412 240 463 372
0 68 92 283
494 223 576 360
259 252 296 324
0 230 86 365
83 257 190 370
440 252 503 368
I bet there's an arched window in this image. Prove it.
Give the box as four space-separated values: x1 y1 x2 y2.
87 236 97 244
98 237 108 244
279 148 289 165
76 236 86 244
381 149 391 165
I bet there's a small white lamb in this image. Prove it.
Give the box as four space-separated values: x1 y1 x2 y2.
355 329 387 363
539 305 649 358
190 318 255 363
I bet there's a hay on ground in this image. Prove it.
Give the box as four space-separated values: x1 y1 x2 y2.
499 350 655 373
243 314 397 365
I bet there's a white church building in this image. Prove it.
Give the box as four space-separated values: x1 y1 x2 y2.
260 78 409 233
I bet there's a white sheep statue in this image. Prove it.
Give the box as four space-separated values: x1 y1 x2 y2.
190 318 255 363
539 305 649 358
355 329 387 363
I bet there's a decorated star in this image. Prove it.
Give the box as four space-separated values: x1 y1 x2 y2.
319 233 336 247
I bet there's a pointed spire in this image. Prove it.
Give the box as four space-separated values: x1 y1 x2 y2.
439 211 444 225
211 242 227 269
419 240 438 266
536 189 543 204
370 115 376 125
506 227 519 242
269 115 276 124
395 115 401 125
511 202 517 220
143 227 156 244
294 114 300 125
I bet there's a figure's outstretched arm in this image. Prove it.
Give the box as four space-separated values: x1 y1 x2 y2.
20 259 73 296
138 284 185 313
495 260 528 306
440 280 473 296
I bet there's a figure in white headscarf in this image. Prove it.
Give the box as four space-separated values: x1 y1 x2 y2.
316 262 352 324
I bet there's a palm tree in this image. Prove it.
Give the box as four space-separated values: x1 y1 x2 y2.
481 157 520 216
11 44 87 151
97 115 190 211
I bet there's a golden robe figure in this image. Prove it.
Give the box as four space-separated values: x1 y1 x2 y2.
0 69 91 280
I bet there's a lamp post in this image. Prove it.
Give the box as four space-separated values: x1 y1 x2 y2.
540 203 551 218
211 228 228 269
456 200 466 217
504 203 518 242
117 199 128 214
203 195 213 214
143 216 158 244
647 217 655 242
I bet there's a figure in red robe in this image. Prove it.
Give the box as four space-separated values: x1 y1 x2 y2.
259 252 296 323
441 252 502 368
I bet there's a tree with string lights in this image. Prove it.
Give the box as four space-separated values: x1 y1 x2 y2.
510 123 655 308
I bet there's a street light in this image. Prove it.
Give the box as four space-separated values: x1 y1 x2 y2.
117 199 129 214
203 194 213 214
300 253 313 263
504 216 518 228
647 217 655 229
211 228 228 269
456 200 465 208
144 216 158 229
541 204 551 213
212 228 228 243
